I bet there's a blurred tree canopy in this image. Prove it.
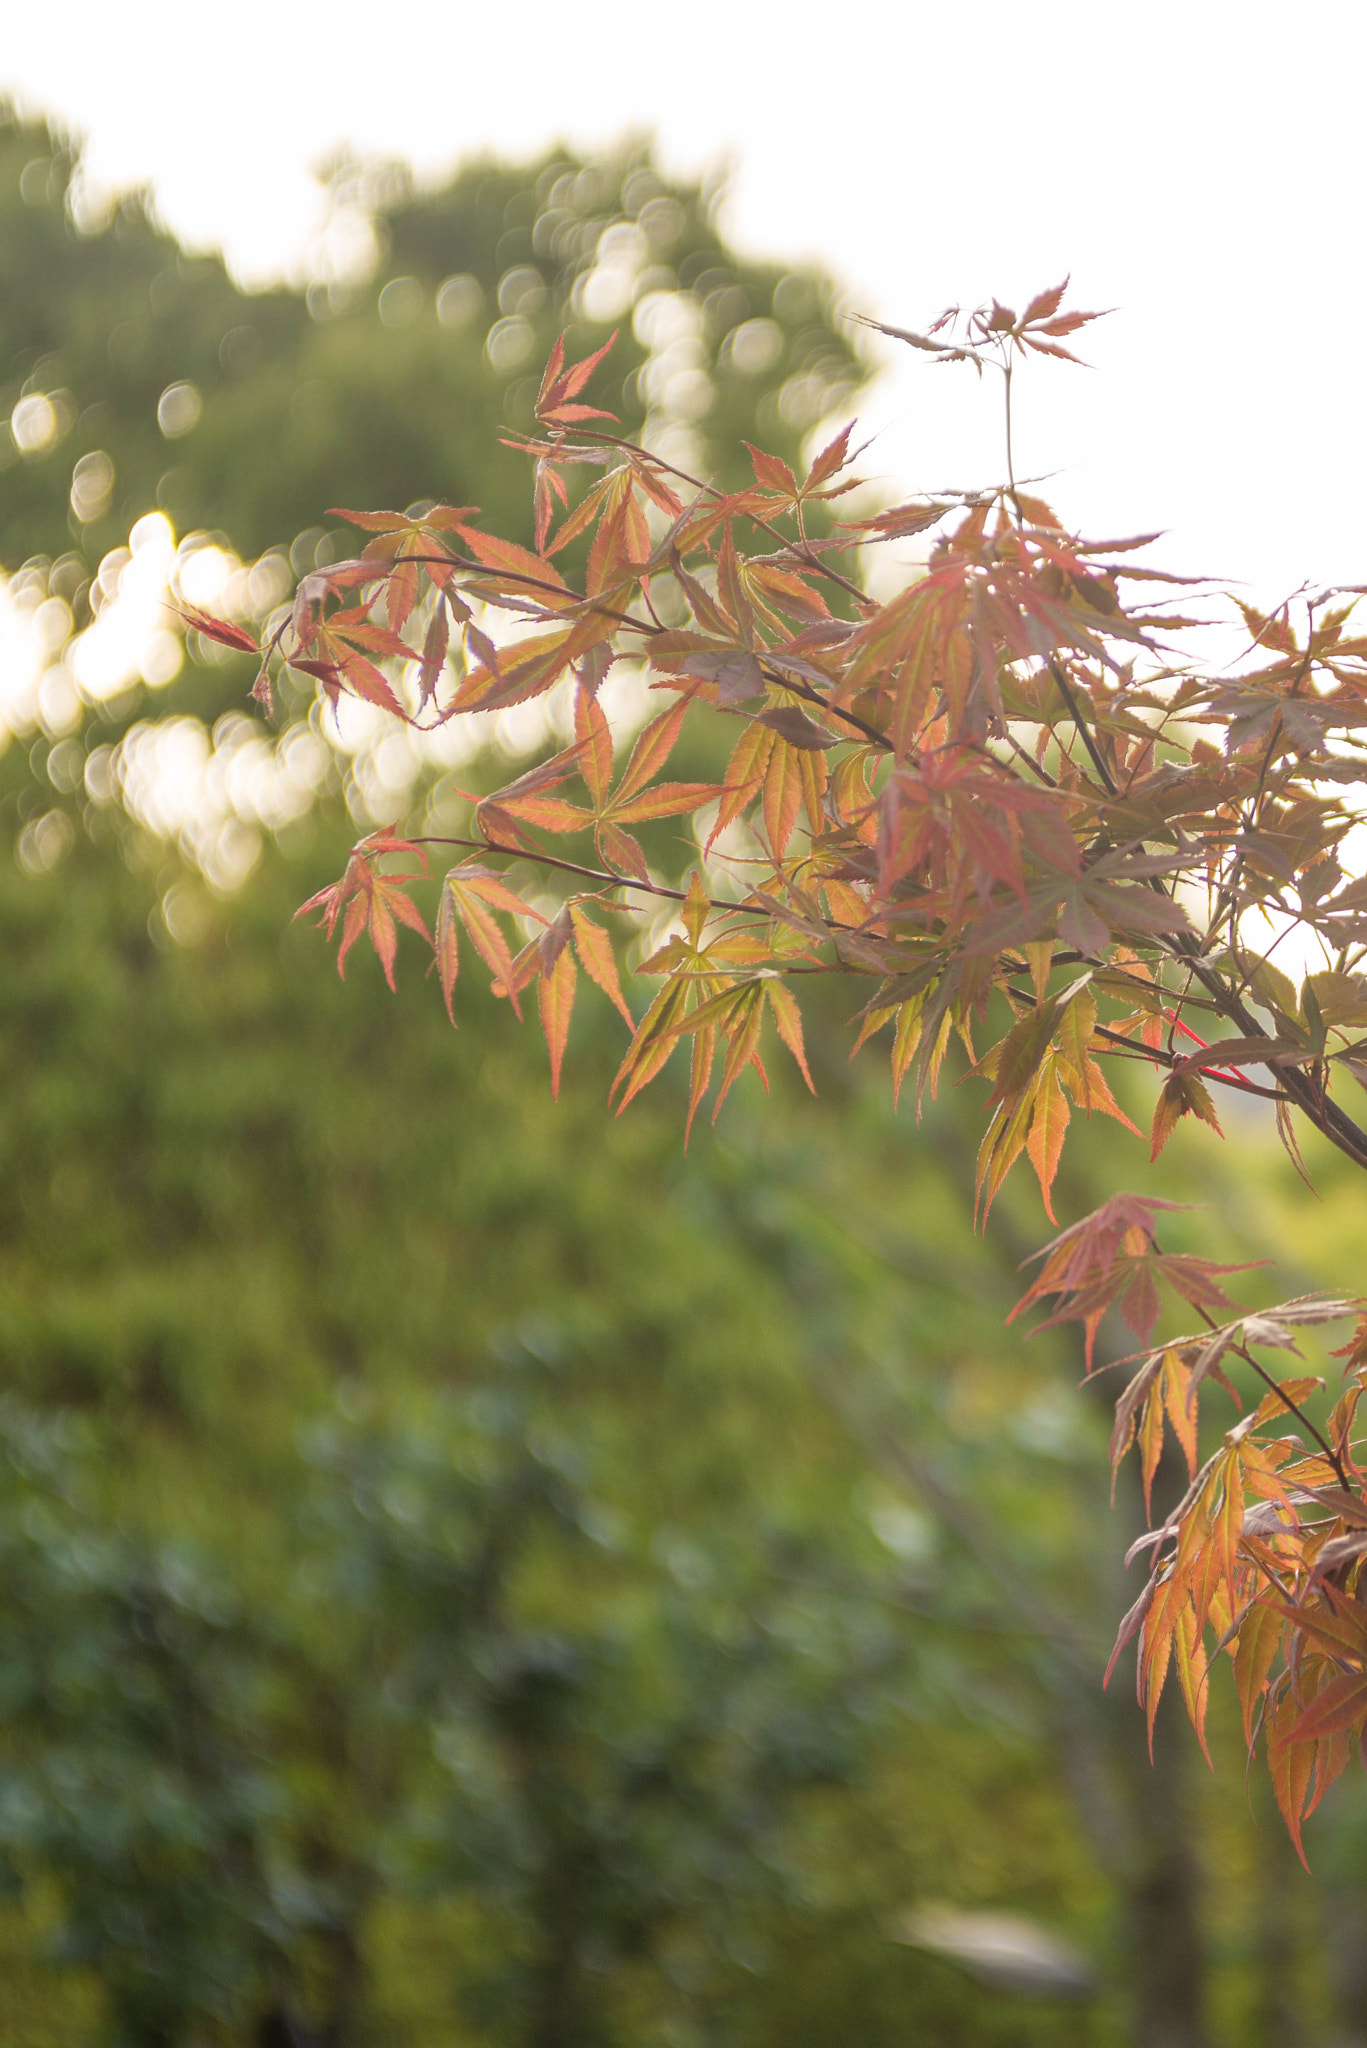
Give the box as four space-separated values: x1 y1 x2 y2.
0 101 1365 2048
0 106 861 568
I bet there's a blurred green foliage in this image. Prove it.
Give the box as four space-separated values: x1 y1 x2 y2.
0 106 861 570
0 100 1364 2048
0 833 1107 2047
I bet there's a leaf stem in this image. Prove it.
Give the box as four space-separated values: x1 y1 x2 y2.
1190 1301 1353 1492
576 428 875 610
416 834 797 923
1048 659 1117 794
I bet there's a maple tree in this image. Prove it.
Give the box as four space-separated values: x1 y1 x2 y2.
190 282 1367 1857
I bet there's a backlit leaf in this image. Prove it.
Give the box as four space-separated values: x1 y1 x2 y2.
538 941 578 1096
766 981 815 1092
570 903 634 1026
1025 1061 1069 1222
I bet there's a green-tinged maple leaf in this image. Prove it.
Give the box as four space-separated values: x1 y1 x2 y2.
1150 1070 1224 1160
538 936 578 1096
611 979 691 1116
436 865 546 1023
1173 1603 1213 1767
710 984 768 1120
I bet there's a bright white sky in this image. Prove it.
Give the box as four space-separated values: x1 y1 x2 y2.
2 0 1364 609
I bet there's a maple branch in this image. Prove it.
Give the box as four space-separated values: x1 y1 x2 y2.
1048 659 1117 794
1188 1301 1353 1495
996 729 1060 789
1277 1067 1367 1174
1169 945 1367 1174
1201 636 1321 959
1000 991 1288 1101
265 298 1367 1836
756 663 893 752
404 553 656 636
419 835 702 908
315 551 895 756
416 837 858 946
1002 355 1024 525
576 428 875 611
1088 736 1367 1175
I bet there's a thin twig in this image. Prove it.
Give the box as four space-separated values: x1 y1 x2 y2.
1048 659 1117 794
1189 1301 1353 1493
419 835 721 910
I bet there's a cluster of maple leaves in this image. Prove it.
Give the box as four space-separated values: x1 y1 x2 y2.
182 284 1367 1855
